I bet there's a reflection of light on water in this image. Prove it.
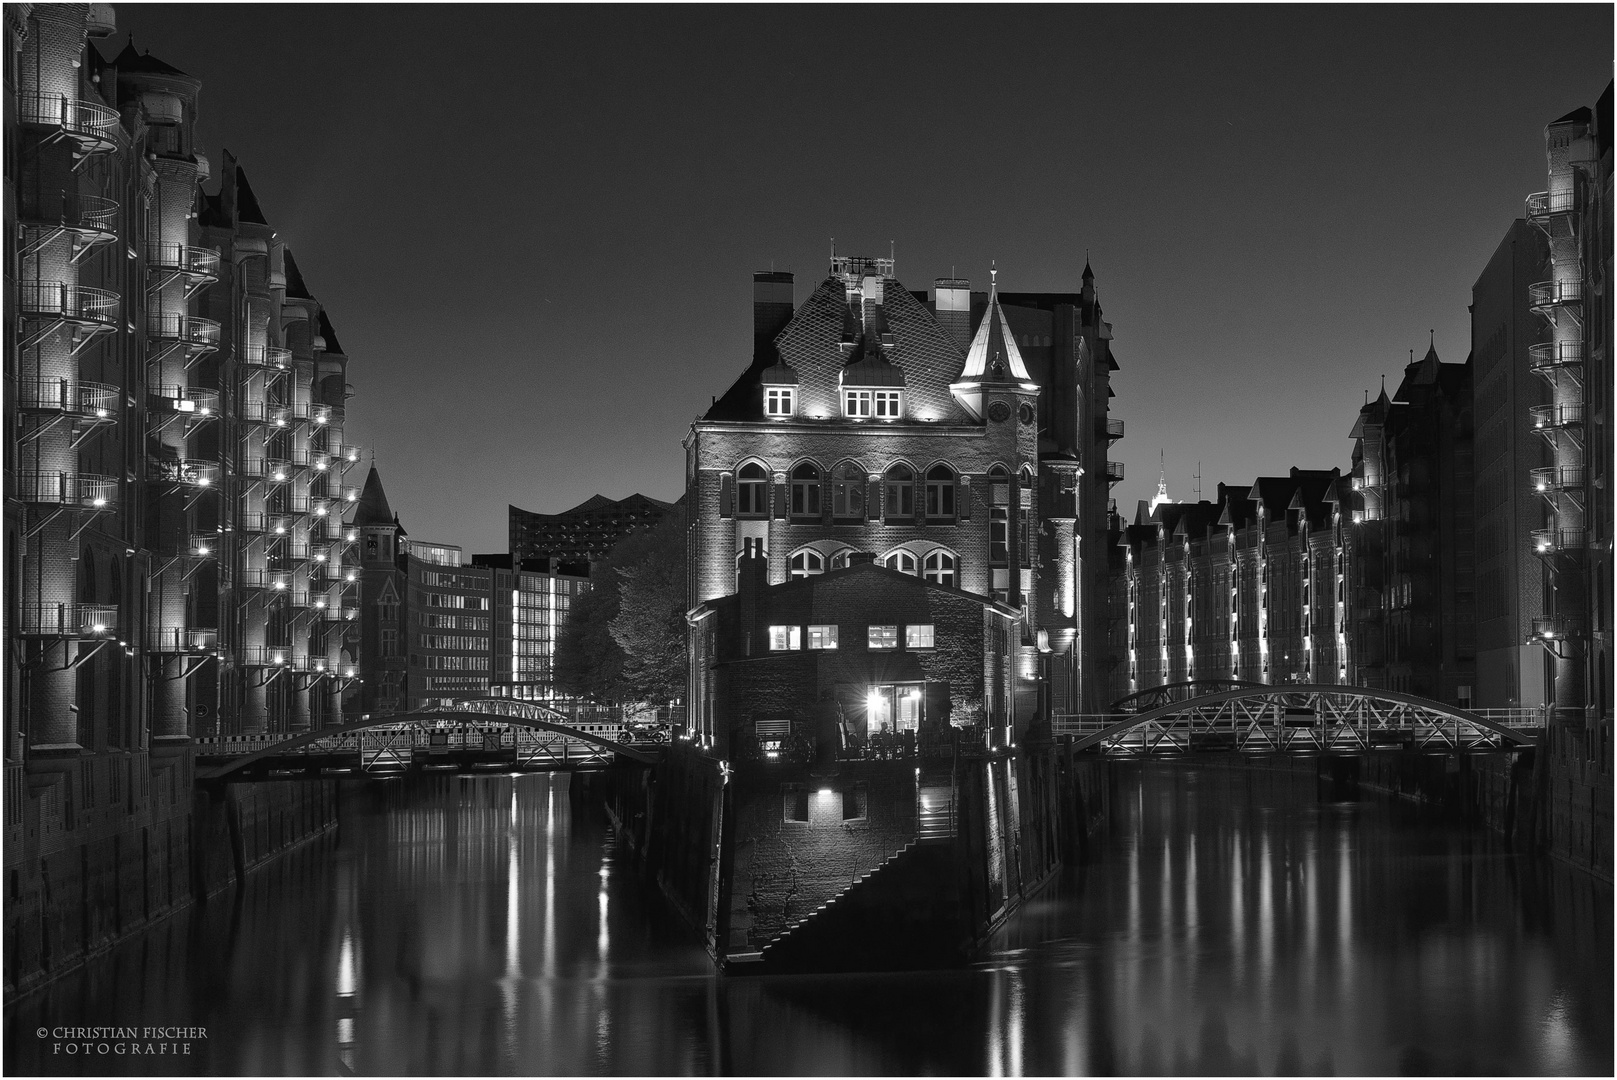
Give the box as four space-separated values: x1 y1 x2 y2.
545 780 556 978
1230 832 1244 985
1008 967 1025 1077
1337 829 1353 990
1259 833 1273 989
337 930 356 997
337 1017 354 1044
1304 842 1318 975
501 780 521 1034
1539 990 1575 1073
597 850 611 966
987 968 1004 1076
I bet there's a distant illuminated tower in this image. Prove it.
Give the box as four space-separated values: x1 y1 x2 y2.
1148 452 1170 513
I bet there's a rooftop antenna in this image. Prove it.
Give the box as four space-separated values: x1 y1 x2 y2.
1194 461 1203 502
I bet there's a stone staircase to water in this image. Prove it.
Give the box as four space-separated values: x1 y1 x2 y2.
757 768 963 973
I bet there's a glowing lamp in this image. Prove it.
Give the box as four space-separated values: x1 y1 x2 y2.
91 623 106 633
177 398 196 413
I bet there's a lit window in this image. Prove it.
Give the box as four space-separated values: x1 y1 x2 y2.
764 387 795 417
769 625 801 650
873 390 901 419
789 549 824 579
790 463 822 517
868 625 898 649
923 550 957 587
906 624 935 649
737 463 768 516
925 465 956 518
807 625 838 649
844 389 873 417
990 507 1009 563
883 550 917 575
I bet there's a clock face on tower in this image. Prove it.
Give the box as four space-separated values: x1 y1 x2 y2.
1018 403 1035 426
987 400 1011 423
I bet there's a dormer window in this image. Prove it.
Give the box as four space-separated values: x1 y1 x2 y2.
843 389 902 420
765 387 795 417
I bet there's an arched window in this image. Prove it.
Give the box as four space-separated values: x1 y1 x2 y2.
790 463 821 518
829 548 851 570
924 551 957 588
80 550 97 602
789 549 824 580
884 464 914 518
832 462 866 520
1018 466 1035 567
737 463 769 516
925 465 956 519
883 550 917 575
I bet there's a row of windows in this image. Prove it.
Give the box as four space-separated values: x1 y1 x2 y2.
415 613 491 631
419 571 488 590
416 635 488 651
762 388 903 420
734 462 960 519
422 592 490 610
768 623 935 651
413 655 491 671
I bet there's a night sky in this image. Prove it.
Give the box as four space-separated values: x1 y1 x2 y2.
114 4 1611 554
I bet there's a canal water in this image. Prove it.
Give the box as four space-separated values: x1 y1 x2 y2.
5 763 1611 1076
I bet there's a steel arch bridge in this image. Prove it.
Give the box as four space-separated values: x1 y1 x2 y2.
1111 679 1269 713
195 698 664 782
1056 685 1541 758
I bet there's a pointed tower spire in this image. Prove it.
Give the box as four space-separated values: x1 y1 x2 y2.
1149 451 1170 512
956 264 1029 383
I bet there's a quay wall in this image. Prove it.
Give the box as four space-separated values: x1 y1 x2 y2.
4 755 336 1003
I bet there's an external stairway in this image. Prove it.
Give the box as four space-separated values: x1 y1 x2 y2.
756 765 963 973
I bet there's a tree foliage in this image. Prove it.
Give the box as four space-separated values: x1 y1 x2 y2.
553 507 686 704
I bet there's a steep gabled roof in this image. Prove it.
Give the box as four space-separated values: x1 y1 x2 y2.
235 166 268 226
318 310 344 355
283 249 311 299
114 42 193 78
352 466 395 528
958 273 1031 382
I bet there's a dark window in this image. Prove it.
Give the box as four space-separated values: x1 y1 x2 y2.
925 466 956 519
790 463 821 517
885 465 915 518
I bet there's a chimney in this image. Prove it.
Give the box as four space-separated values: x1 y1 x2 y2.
754 271 795 349
934 278 972 351
737 550 769 654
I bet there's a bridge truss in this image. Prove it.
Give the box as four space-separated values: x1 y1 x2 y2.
195 698 664 782
1053 685 1541 758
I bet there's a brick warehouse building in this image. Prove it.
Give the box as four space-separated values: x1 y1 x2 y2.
685 254 1123 739
5 4 349 995
1108 469 1354 702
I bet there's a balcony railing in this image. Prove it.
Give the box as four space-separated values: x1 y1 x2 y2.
19 190 119 240
237 511 266 534
1528 279 1583 311
240 645 309 669
17 94 120 146
263 460 295 483
1531 615 1583 642
149 627 220 653
17 281 118 325
1105 417 1125 439
15 603 118 638
17 470 117 508
240 344 293 370
146 242 221 281
148 458 220 488
1530 402 1586 430
317 604 359 623
149 385 220 417
1105 461 1126 482
1525 190 1578 219
147 311 222 348
1528 341 1584 372
1532 527 1587 555
1530 465 1586 493
17 377 119 419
